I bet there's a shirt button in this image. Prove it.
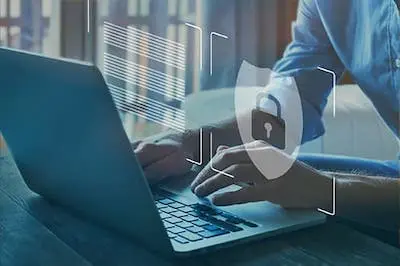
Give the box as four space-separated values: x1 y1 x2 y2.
395 58 400 69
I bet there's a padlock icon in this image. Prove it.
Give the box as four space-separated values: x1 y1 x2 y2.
251 93 286 149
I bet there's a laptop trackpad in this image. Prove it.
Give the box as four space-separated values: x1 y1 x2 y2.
160 173 325 227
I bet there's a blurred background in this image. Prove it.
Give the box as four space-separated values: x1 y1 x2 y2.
1 0 398 160
0 0 299 141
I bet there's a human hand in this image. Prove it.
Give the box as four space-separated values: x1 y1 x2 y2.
191 141 332 209
133 132 194 184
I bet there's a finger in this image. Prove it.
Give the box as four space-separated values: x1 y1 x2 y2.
222 140 269 153
211 187 264 206
216 145 229 153
190 140 272 191
194 173 234 197
131 140 142 150
190 147 251 191
135 142 177 167
193 164 266 197
144 152 191 184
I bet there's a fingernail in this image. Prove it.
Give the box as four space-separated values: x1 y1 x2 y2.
211 196 219 205
194 186 204 197
211 196 223 206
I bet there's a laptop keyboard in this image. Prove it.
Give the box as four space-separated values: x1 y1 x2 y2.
154 189 258 245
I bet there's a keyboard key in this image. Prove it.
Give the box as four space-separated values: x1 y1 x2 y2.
173 236 189 244
192 220 209 227
164 217 182 224
219 212 257 227
179 231 203 242
187 226 204 233
156 202 167 209
168 226 185 234
203 224 220 231
192 204 219 215
175 221 193 228
175 197 197 206
170 211 187 217
219 212 244 224
161 191 197 205
169 202 184 208
159 198 175 205
198 229 229 238
179 206 193 212
167 232 177 238
202 215 244 232
225 217 243 224
242 221 258 228
160 212 171 219
188 211 200 217
163 221 174 229
162 207 177 213
181 215 197 222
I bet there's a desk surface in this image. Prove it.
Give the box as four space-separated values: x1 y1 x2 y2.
1 156 400 266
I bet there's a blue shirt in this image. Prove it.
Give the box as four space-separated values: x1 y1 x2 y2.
273 0 400 142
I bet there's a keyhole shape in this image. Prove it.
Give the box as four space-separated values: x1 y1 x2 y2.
264 123 272 138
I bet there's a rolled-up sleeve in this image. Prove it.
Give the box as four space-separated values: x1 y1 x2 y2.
270 0 345 143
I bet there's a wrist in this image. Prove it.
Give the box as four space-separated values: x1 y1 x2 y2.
181 126 216 163
314 171 335 212
181 129 198 152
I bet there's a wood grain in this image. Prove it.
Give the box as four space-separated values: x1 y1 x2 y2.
0 186 90 266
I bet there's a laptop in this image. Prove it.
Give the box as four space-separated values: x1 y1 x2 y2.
0 47 325 257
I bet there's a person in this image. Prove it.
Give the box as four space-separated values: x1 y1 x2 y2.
133 0 400 244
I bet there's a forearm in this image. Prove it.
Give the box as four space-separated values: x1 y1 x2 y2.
320 172 400 231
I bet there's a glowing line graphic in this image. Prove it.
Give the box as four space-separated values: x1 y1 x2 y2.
115 102 185 132
104 38 185 70
104 53 185 91
110 92 185 126
105 21 185 50
104 34 185 70
107 83 184 113
112 97 184 130
103 27 186 62
185 23 203 70
103 21 187 131
105 68 172 98
186 128 203 166
108 84 185 123
109 88 185 131
104 56 184 90
105 60 185 94
104 57 185 97
104 67 185 101
317 66 337 117
210 32 228 76
87 0 90 33
317 177 336 216
210 132 234 178
104 60 185 99
107 84 185 119
105 53 185 85
111 95 185 130
104 62 175 91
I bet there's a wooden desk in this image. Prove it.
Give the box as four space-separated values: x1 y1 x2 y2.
1 156 399 266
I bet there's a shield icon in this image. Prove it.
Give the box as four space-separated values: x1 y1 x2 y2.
234 60 303 180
